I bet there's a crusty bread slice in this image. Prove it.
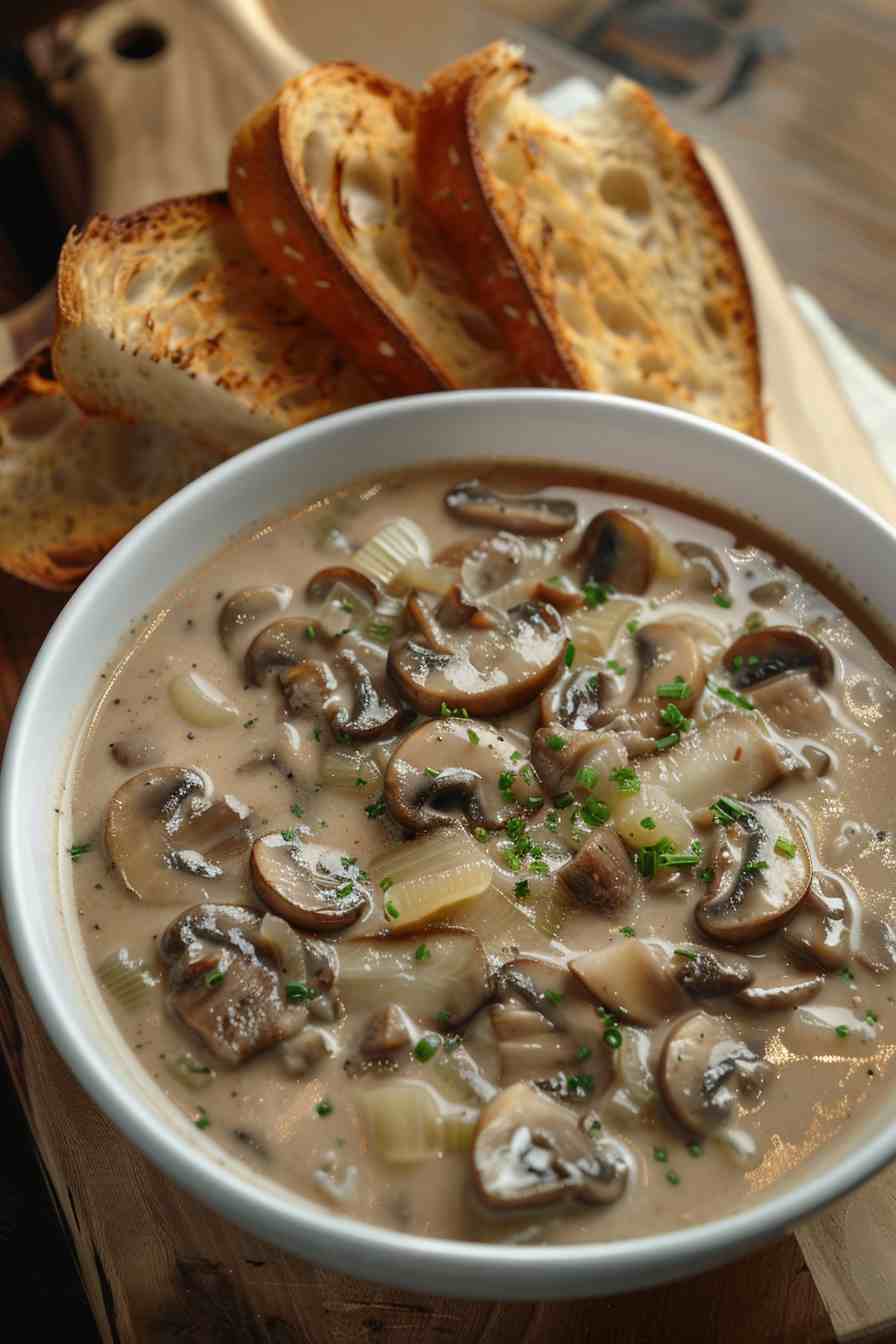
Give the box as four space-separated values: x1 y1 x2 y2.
230 64 520 394
0 345 220 589
54 192 374 453
417 43 763 437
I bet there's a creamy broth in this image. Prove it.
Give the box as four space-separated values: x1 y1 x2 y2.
66 462 896 1245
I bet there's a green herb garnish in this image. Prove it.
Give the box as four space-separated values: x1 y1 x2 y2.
713 593 733 609
467 728 480 747
514 879 530 900
473 826 488 843
365 798 386 819
774 837 797 859
547 734 567 752
654 732 680 752
620 927 636 938
316 1099 334 1117
205 969 225 988
577 765 598 790
423 766 441 778
384 900 400 921
68 842 92 861
640 817 657 831
544 989 564 1005
835 1024 849 1039
414 1035 439 1062
583 581 610 608
414 944 431 962
710 683 754 711
609 766 640 795
286 981 319 1003
564 641 576 669
710 796 752 825
582 798 610 826
194 1108 210 1130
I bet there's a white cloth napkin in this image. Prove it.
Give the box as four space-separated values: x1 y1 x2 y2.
540 77 896 487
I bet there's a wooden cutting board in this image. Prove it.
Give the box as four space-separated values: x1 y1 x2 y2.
2 1 895 1339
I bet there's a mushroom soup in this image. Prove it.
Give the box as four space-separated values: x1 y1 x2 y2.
66 462 896 1244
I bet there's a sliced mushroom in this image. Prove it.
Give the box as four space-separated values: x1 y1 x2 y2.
159 903 305 1064
749 579 789 608
658 1010 767 1136
530 724 627 799
629 621 707 716
855 914 896 975
280 659 341 718
335 927 490 1029
472 1082 628 1211
218 584 292 651
578 509 654 594
445 480 577 537
490 1002 583 1086
674 947 755 997
328 648 410 741
558 827 637 913
540 669 602 731
250 832 370 931
637 713 790 814
495 958 612 1084
109 732 163 768
783 870 852 971
697 797 812 944
570 941 691 1026
360 1003 413 1058
723 627 834 689
532 576 585 613
245 617 330 684
383 718 537 833
105 767 253 904
388 600 566 718
675 541 729 597
459 531 543 602
735 972 824 1012
748 670 832 737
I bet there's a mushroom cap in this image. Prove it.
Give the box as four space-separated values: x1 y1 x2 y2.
539 669 603 731
444 480 577 537
557 827 637 914
696 797 812 944
105 766 253 904
159 903 304 1064
735 972 824 1012
675 541 729 596
577 509 654 594
245 617 330 685
305 565 380 605
387 599 566 718
723 627 834 689
472 1082 628 1211
658 1010 766 1136
495 957 614 1090
218 584 292 652
383 718 538 833
782 870 852 971
570 940 691 1026
530 724 627 798
631 621 706 714
335 927 491 1029
328 648 410 741
250 832 370 931
673 947 754 997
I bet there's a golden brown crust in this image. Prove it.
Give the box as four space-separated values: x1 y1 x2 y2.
417 45 573 389
229 93 440 396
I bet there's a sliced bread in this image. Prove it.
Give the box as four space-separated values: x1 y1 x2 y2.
417 43 763 437
230 64 519 394
0 345 219 589
54 192 374 453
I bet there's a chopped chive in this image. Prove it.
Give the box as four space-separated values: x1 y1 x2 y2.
530 860 550 876
660 703 691 731
547 734 567 752
688 1142 703 1158
365 798 386 819
587 674 600 690
655 851 701 869
698 866 715 883
205 969 225 988
291 802 303 818
626 619 639 635
732 655 744 671
514 879 530 900
710 796 752 824
506 816 526 840
316 1099 334 1117
620 927 636 938
654 732 680 752
498 771 514 795
653 1147 668 1163
337 598 353 613
603 1026 622 1050
423 766 441 778
607 658 627 675
435 1010 451 1026
467 728 480 747
520 764 535 784
866 1010 879 1024
748 654 760 666
577 765 598 790
745 612 764 632
286 981 319 1003
545 811 560 832
640 817 657 831
510 750 522 763
657 681 691 700
336 882 354 898
354 775 367 789
384 899 400 921
281 829 296 842
473 826 488 843
243 718 257 729
835 1024 849 1039
380 877 394 893
68 842 92 861
583 581 610 608
709 683 754 711
674 948 697 961
194 1108 210 1130
666 1170 681 1186
414 1035 439 1062
313 727 321 742
554 792 575 810
582 798 610 826
576 1045 592 1061
304 624 317 640
743 859 769 874
839 967 854 982
609 766 640 795
366 620 394 644
415 944 431 962
544 989 564 1005
713 593 733 609
774 836 797 859
564 641 576 669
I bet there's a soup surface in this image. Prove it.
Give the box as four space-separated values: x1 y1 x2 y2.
67 462 896 1245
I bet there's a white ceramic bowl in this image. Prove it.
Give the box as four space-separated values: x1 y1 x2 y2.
4 391 896 1299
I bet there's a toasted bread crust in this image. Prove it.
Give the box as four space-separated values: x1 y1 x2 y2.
230 94 440 395
417 45 572 390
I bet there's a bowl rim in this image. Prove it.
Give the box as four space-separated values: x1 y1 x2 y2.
4 388 896 1296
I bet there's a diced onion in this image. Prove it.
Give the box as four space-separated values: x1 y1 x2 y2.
320 749 381 792
359 1081 442 1164
613 785 695 853
352 518 431 588
613 1026 656 1106
569 599 639 657
442 1107 479 1152
168 671 239 728
95 948 158 1010
389 559 456 597
368 827 491 931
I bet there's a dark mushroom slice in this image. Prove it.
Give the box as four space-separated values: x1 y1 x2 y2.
783 870 852 972
280 659 341 718
360 1004 413 1058
245 617 331 685
723 627 834 690
159 903 305 1065
490 1001 582 1086
472 1082 628 1212
570 940 691 1027
328 648 410 741
658 1010 767 1136
105 766 253 904
218 584 292 652
306 565 379 606
250 832 370 931
305 566 379 637
749 579 789 608
697 797 812 945
630 621 707 716
460 531 536 601
109 731 164 768
673 947 755 997
530 724 627 797
493 957 614 1088
335 927 490 1030
388 600 567 718
540 669 602 731
675 541 729 597
735 972 824 1012
558 827 637 914
855 914 896 975
445 480 577 537
532 576 584 613
637 713 790 814
748 671 832 737
578 509 654 594
383 718 537 833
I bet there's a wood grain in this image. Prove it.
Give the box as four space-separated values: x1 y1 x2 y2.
0 0 894 1341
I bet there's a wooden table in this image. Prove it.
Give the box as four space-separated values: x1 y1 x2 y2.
1 2 895 1341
